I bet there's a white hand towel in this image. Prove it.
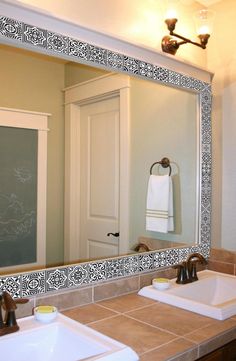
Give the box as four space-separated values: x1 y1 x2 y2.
168 177 174 231
146 175 174 233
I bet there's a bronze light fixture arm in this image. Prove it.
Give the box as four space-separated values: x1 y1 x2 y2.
170 31 210 48
162 18 210 55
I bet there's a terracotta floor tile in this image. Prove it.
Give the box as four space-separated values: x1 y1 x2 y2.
90 315 176 355
62 303 116 324
127 303 213 336
139 338 198 361
97 293 156 313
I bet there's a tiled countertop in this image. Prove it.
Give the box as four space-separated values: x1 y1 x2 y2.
63 293 236 361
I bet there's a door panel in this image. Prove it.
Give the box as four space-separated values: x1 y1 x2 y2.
80 96 120 258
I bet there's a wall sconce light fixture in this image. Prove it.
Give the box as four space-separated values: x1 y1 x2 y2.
162 9 214 55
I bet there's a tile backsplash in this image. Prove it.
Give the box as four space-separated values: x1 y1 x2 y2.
208 248 236 275
15 267 177 318
14 248 236 321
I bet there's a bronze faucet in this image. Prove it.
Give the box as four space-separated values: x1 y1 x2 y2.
0 291 28 336
174 252 207 284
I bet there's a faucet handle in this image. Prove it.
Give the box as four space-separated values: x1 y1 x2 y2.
2 292 29 310
15 298 29 305
188 261 198 281
0 294 4 329
173 262 189 284
2 292 29 329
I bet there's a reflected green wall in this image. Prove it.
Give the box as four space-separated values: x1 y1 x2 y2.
0 45 65 266
65 62 107 87
0 45 108 266
129 77 197 247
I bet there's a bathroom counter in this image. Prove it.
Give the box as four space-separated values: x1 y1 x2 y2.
63 293 236 361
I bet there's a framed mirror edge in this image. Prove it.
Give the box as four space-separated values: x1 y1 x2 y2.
0 12 212 298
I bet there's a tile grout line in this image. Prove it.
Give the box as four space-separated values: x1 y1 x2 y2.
86 314 120 326
123 313 181 338
93 303 120 315
93 288 140 303
138 336 198 358
182 321 216 338
138 337 180 357
183 319 236 340
95 301 158 314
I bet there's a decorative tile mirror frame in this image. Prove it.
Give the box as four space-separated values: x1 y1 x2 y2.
0 13 211 298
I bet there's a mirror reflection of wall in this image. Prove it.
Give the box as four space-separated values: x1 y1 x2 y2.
0 44 106 268
0 43 198 270
129 77 197 251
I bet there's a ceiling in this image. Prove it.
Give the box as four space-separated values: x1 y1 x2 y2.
197 0 222 5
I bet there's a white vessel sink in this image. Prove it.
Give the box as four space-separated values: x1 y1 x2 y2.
0 313 138 361
138 270 236 320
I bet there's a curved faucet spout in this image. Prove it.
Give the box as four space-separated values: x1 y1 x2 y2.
186 253 207 282
186 252 207 265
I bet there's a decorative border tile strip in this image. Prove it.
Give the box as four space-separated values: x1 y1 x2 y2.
0 15 212 298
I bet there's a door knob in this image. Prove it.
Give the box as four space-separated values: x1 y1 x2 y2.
107 232 119 237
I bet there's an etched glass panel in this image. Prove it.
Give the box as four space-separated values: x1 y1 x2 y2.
0 126 37 267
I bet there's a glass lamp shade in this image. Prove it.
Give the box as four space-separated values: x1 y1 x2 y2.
194 9 214 35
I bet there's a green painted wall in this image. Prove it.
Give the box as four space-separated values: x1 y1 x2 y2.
0 45 109 267
129 77 197 248
0 45 65 266
65 62 107 87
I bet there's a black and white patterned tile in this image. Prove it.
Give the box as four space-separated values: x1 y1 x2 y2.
153 66 169 82
191 78 204 92
139 253 154 272
22 271 46 296
168 70 180 86
68 38 88 60
180 75 193 89
88 261 107 283
153 251 167 268
123 56 139 74
107 51 124 70
178 248 190 263
68 264 89 287
0 14 212 297
0 275 21 298
23 24 47 48
139 61 153 78
46 268 68 292
107 258 124 279
0 16 22 41
47 31 68 54
200 243 210 259
88 45 107 65
165 249 180 266
124 255 139 276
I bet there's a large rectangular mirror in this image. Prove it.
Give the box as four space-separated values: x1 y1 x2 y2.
0 13 211 297
0 43 198 271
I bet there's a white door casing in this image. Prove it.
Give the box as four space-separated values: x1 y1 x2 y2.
64 73 130 262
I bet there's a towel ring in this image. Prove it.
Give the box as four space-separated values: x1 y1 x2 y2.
150 157 172 176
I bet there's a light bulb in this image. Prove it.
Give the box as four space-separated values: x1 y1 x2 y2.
166 8 177 19
197 25 210 36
